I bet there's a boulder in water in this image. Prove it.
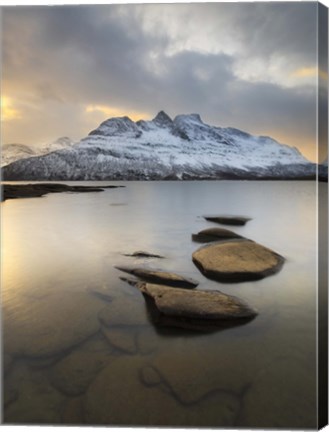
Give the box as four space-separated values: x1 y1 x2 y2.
115 265 199 288
192 239 284 282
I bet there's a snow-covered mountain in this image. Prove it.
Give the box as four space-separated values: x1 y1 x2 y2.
2 111 322 180
1 137 75 168
1 143 36 167
42 136 75 154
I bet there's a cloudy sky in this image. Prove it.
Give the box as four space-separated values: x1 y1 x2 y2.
1 2 326 161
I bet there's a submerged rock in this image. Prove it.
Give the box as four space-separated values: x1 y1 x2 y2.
27 354 64 371
115 265 199 288
239 359 316 428
136 327 158 355
193 239 284 282
101 326 138 354
123 251 165 258
100 318 158 356
140 365 163 387
98 295 149 327
97 295 152 354
192 227 244 243
82 356 239 426
49 343 116 396
148 339 258 405
3 292 102 358
204 215 251 226
87 287 113 303
3 362 66 424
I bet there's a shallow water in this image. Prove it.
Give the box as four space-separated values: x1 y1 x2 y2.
1 181 318 428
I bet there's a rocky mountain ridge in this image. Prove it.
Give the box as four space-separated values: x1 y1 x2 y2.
2 111 326 181
1 137 75 168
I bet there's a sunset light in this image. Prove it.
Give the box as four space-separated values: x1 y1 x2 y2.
85 105 149 122
1 96 21 122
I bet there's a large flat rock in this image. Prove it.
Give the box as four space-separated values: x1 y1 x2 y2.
193 240 284 282
192 227 244 243
140 283 257 321
115 265 199 288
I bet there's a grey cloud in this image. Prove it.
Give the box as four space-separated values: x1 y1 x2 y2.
230 2 317 63
1 3 319 159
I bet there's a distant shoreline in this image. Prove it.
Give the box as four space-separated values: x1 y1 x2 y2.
1 183 124 202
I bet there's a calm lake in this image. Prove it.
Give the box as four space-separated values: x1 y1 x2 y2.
1 181 319 428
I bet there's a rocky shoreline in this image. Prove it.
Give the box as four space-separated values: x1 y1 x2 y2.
1 183 124 201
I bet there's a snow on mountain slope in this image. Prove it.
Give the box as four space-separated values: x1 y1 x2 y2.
1 143 36 167
1 137 75 167
43 136 76 153
2 111 319 180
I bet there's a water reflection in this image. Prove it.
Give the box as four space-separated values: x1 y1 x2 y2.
1 181 317 428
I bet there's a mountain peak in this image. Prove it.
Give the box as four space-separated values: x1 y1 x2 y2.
53 136 73 146
88 115 141 138
174 113 203 124
153 111 173 127
188 113 203 123
3 109 318 180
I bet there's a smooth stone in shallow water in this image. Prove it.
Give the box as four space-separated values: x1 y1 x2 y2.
123 251 165 258
204 215 251 226
192 227 244 243
192 239 284 282
139 283 257 321
83 356 239 427
115 265 199 288
3 292 102 358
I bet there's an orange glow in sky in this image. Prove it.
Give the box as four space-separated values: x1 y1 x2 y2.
1 96 21 122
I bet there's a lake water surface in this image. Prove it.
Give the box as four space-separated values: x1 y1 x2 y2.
1 181 318 428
